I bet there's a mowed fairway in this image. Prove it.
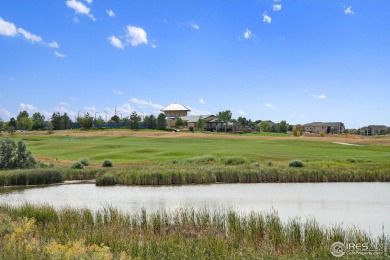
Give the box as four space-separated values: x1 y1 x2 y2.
15 131 390 166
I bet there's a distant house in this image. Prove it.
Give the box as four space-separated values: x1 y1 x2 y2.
303 122 345 134
359 125 388 135
161 104 229 131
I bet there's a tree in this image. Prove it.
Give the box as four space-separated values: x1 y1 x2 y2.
196 118 205 131
60 113 72 130
157 113 167 130
237 117 248 126
95 117 105 129
31 112 45 130
9 118 16 128
51 112 71 130
279 120 288 134
217 110 232 122
145 115 157 129
46 122 54 133
175 117 184 128
260 121 270 133
293 124 303 136
16 111 31 130
130 111 141 130
78 113 93 130
0 118 4 132
111 115 120 123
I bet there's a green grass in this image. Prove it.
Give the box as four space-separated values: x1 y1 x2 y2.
17 134 390 165
0 204 387 259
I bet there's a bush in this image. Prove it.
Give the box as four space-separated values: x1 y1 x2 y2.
96 175 117 186
80 158 90 166
70 161 84 169
288 160 304 167
102 160 113 167
0 138 37 170
220 156 246 165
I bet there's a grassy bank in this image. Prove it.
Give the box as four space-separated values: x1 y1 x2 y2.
0 169 63 186
0 204 387 259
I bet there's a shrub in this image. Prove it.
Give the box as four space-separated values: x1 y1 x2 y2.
80 158 90 166
102 160 113 167
288 160 304 167
0 138 37 170
96 175 117 186
70 161 84 169
184 155 216 164
220 156 246 165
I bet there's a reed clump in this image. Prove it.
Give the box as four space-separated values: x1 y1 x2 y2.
0 169 63 186
0 204 386 259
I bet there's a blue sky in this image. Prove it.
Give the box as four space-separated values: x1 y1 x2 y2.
0 0 389 128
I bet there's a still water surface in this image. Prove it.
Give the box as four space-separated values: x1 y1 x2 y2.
1 182 389 236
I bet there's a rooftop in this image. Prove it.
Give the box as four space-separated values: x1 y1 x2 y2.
161 103 191 112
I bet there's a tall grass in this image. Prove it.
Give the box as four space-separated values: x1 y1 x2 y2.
95 163 390 186
0 169 63 186
0 204 387 259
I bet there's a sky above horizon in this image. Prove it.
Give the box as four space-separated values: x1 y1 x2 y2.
1 0 389 129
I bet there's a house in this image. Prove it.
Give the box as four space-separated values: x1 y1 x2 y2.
359 125 388 135
303 122 345 134
161 103 191 127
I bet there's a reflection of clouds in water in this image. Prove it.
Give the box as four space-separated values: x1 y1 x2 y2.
1 183 390 236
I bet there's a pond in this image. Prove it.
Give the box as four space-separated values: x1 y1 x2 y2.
1 182 389 236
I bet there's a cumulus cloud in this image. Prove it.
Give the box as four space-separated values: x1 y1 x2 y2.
66 0 96 21
59 102 69 106
262 12 272 23
113 90 123 95
188 107 211 116
106 9 115 17
273 4 282 11
85 0 93 3
0 17 17 36
54 51 66 58
126 25 148 46
238 110 246 115
151 43 157 49
130 98 163 110
313 94 326 99
344 6 355 15
19 103 38 112
199 98 205 104
0 108 12 118
49 41 59 48
265 103 276 110
242 28 252 40
108 35 123 49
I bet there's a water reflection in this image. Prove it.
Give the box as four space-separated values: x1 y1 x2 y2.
1 182 389 236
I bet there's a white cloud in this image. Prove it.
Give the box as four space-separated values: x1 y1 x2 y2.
243 28 252 40
49 41 59 48
54 51 66 58
265 103 276 110
106 9 115 17
113 90 123 95
313 94 326 99
0 17 17 36
17 28 42 43
0 108 12 118
19 103 38 113
273 4 282 11
108 35 123 49
300 114 306 118
59 102 69 106
238 110 246 115
66 0 96 21
151 43 157 49
344 6 355 15
130 98 163 110
262 12 272 23
85 0 93 4
42 110 52 117
199 98 205 104
84 106 97 113
190 22 200 30
126 25 148 46
118 103 133 116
